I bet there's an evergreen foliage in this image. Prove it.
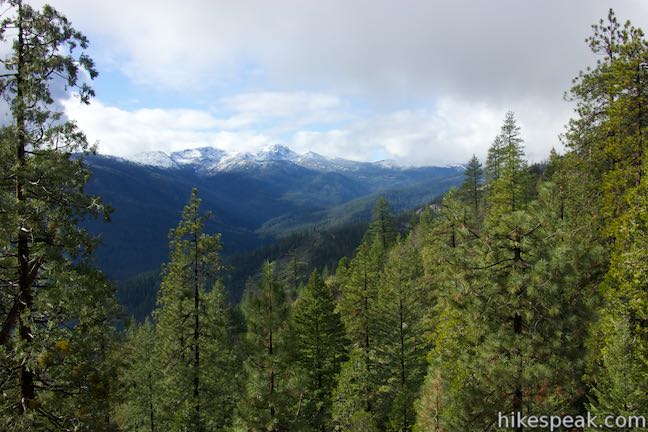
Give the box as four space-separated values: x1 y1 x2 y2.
236 261 297 431
0 1 118 429
565 9 648 421
375 238 429 431
334 198 397 426
153 189 236 431
458 154 484 221
291 271 348 431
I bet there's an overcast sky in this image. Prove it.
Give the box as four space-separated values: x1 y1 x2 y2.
29 0 648 165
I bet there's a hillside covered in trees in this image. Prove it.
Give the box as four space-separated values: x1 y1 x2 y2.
0 1 646 431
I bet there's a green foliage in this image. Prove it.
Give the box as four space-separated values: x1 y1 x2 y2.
485 111 531 215
565 9 648 422
237 261 297 431
418 123 604 430
0 1 118 429
588 316 648 428
331 348 380 431
375 238 429 431
113 320 160 432
291 272 348 431
333 198 399 428
367 197 397 253
458 154 484 221
152 189 236 431
1 3 646 430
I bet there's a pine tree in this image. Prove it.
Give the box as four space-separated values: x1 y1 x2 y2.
375 237 429 432
415 190 479 431
458 154 484 221
367 196 397 255
0 1 118 429
236 261 296 431
565 10 648 419
114 320 160 432
418 136 601 430
280 249 307 301
485 134 504 183
291 271 348 431
487 112 530 214
335 197 397 426
153 189 235 431
331 348 380 432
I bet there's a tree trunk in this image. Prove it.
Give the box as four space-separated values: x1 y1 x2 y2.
16 1 36 414
193 234 201 431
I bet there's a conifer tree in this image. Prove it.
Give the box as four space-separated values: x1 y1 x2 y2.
368 197 397 254
280 249 307 300
236 261 296 431
485 134 504 182
487 112 530 214
114 320 160 432
153 189 235 431
331 348 379 432
565 10 648 418
458 155 483 221
375 238 429 432
418 128 601 429
415 190 479 431
291 271 348 431
0 1 118 429
335 197 397 426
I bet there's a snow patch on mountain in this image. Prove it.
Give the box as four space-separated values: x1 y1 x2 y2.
124 144 422 174
170 147 227 167
129 151 178 168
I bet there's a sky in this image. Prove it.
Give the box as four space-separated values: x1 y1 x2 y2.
25 0 648 165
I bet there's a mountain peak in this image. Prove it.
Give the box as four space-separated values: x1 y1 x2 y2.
256 144 297 161
171 146 227 166
123 144 427 174
129 150 177 168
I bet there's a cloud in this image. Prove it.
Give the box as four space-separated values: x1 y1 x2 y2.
217 91 348 130
61 90 349 157
62 98 274 156
41 0 648 165
65 94 569 166
42 0 648 105
292 96 570 166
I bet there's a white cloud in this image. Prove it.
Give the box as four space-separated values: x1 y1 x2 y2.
65 94 570 165
45 1 643 165
292 96 569 166
41 0 648 104
62 98 274 156
13 0 587 166
217 91 348 130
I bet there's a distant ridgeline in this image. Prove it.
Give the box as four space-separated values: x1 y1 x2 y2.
82 146 463 314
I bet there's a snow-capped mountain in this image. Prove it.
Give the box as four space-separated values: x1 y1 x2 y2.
170 146 227 168
85 148 465 281
126 144 405 174
128 150 176 168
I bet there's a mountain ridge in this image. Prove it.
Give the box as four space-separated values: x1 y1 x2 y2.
123 144 456 174
83 147 465 280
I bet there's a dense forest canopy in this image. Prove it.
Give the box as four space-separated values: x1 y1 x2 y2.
0 1 646 431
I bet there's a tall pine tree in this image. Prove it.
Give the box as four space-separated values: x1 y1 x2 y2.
565 10 648 419
153 189 235 431
335 197 397 425
375 237 429 432
0 2 118 429
291 271 348 431
236 261 296 431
